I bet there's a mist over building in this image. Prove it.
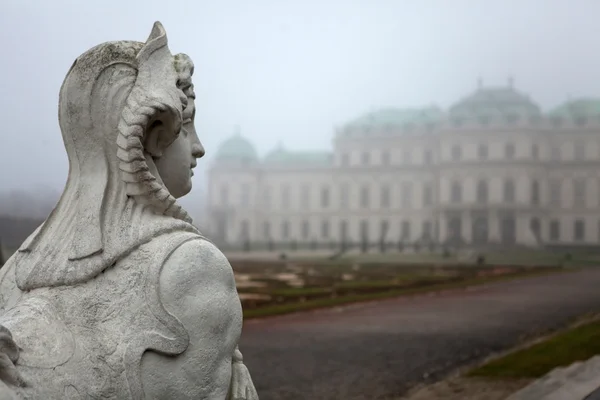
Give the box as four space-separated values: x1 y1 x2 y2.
207 80 600 249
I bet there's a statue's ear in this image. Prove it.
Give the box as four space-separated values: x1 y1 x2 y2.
144 117 179 158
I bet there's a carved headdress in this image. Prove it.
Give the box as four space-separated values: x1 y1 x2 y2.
12 22 201 290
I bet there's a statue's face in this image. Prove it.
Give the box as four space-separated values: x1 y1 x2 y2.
154 96 204 198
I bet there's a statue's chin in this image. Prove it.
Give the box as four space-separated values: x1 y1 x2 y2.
171 181 192 199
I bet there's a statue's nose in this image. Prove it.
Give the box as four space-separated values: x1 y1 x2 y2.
192 143 205 159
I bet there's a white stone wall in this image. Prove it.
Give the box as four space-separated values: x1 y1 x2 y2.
208 123 600 247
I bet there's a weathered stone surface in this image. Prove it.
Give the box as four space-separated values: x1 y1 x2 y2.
0 22 257 399
506 356 600 400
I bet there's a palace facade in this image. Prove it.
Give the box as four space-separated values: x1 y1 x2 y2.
207 82 600 249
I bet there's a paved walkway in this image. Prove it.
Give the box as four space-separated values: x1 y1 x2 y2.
239 269 600 400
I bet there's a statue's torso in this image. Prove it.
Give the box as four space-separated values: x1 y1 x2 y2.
0 231 242 400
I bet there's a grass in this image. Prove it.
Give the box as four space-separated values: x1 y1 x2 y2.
469 316 600 379
243 267 572 319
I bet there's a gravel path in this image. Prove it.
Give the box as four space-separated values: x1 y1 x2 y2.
239 269 600 400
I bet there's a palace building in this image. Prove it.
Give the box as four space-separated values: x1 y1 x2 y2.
206 82 600 249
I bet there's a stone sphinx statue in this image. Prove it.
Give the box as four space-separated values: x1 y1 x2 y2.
0 22 258 400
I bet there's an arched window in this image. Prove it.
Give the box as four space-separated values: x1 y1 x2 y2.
281 220 290 240
503 179 515 203
476 180 488 203
531 180 540 205
451 182 462 203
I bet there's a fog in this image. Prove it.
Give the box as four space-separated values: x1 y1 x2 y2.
1 0 600 218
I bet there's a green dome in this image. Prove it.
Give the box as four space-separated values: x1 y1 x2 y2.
549 98 600 120
449 86 541 121
214 131 258 163
342 107 443 135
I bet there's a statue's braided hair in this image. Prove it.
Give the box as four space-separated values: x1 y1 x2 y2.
115 53 195 223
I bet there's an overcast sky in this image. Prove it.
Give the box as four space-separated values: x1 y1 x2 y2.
1 0 600 193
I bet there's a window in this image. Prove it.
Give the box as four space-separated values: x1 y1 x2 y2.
401 182 413 208
380 220 389 238
380 185 391 208
574 179 586 208
423 184 433 206
530 218 540 238
381 151 390 166
505 143 516 159
549 180 561 207
451 145 462 161
341 153 349 166
422 221 432 239
220 185 229 206
263 222 271 239
476 180 488 203
424 149 433 165
300 184 310 209
360 185 370 208
281 220 290 239
531 144 539 160
240 220 249 240
451 182 462 203
321 186 330 208
301 220 310 239
550 145 561 161
281 185 290 209
402 149 412 164
262 186 271 208
339 220 348 241
321 220 330 238
574 143 586 161
340 183 349 209
240 184 250 207
361 151 370 165
477 144 488 160
360 220 369 241
574 220 585 241
549 220 560 241
503 179 515 203
531 180 540 205
401 221 411 240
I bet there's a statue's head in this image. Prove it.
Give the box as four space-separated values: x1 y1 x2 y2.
59 21 203 220
14 22 206 290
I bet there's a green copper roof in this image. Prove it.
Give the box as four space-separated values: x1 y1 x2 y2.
344 107 443 131
549 98 600 118
449 87 541 119
263 144 332 166
214 132 258 162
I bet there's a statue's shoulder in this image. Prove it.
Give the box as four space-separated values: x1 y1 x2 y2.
159 238 236 297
